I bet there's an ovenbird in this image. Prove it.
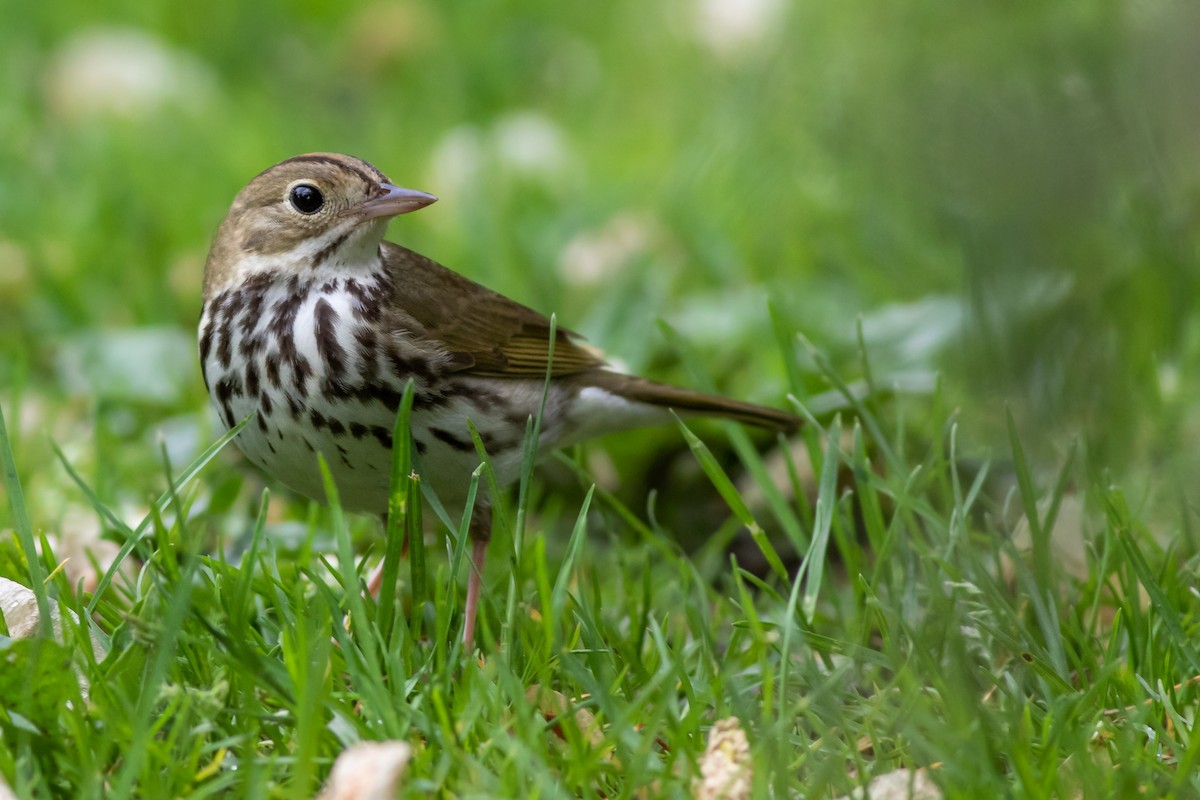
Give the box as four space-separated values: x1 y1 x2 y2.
199 153 798 644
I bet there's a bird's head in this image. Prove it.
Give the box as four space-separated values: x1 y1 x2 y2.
203 153 436 298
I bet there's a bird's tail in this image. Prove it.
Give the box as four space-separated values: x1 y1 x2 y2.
587 371 800 433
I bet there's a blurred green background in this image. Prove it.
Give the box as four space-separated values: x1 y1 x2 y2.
2 0 1199 530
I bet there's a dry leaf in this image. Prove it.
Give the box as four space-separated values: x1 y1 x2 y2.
835 768 941 800
0 577 104 658
694 717 752 800
0 576 106 700
526 686 605 747
316 741 411 800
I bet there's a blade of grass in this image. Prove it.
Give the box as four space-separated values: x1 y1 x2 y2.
657 317 809 552
381 379 417 640
768 299 805 398
108 461 204 797
1107 487 1200 675
674 413 788 583
230 490 270 632
725 425 809 554
551 452 664 545
0 401 50 633
854 315 877 395
437 464 481 657
502 312 559 653
801 415 842 621
73 415 252 615
318 453 380 672
852 422 887 558
1006 407 1049 590
797 331 898 474
404 471 425 643
550 485 595 646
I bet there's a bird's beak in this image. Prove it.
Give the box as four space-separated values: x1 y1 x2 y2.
360 183 438 219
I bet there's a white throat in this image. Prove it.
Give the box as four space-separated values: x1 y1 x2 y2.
234 219 387 287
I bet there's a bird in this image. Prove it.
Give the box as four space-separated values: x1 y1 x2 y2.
199 153 799 646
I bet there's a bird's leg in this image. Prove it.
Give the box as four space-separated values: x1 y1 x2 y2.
366 512 409 598
462 503 492 648
366 501 488 648
366 560 385 598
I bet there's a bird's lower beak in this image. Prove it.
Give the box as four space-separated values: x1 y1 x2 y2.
360 183 438 219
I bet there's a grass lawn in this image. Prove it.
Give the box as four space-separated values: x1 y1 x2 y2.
4 2 1200 797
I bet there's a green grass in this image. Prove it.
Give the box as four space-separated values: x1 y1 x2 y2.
5 353 1200 797
4 1 1200 797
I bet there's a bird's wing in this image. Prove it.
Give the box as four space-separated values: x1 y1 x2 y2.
381 241 606 378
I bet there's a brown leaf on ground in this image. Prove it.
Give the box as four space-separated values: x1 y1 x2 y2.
834 768 941 800
0 576 107 698
526 685 606 748
694 717 752 800
316 741 411 800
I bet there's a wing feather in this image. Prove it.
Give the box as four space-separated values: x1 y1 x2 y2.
380 241 605 378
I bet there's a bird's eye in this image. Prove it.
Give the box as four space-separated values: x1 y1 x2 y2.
289 184 324 214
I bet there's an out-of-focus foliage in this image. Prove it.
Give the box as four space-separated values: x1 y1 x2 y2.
1 1 1198 513
4 4 1200 796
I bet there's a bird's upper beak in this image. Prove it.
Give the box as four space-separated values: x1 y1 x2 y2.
360 183 438 219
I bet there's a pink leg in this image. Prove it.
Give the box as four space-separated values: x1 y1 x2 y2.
462 505 492 647
366 560 385 597
365 513 409 598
